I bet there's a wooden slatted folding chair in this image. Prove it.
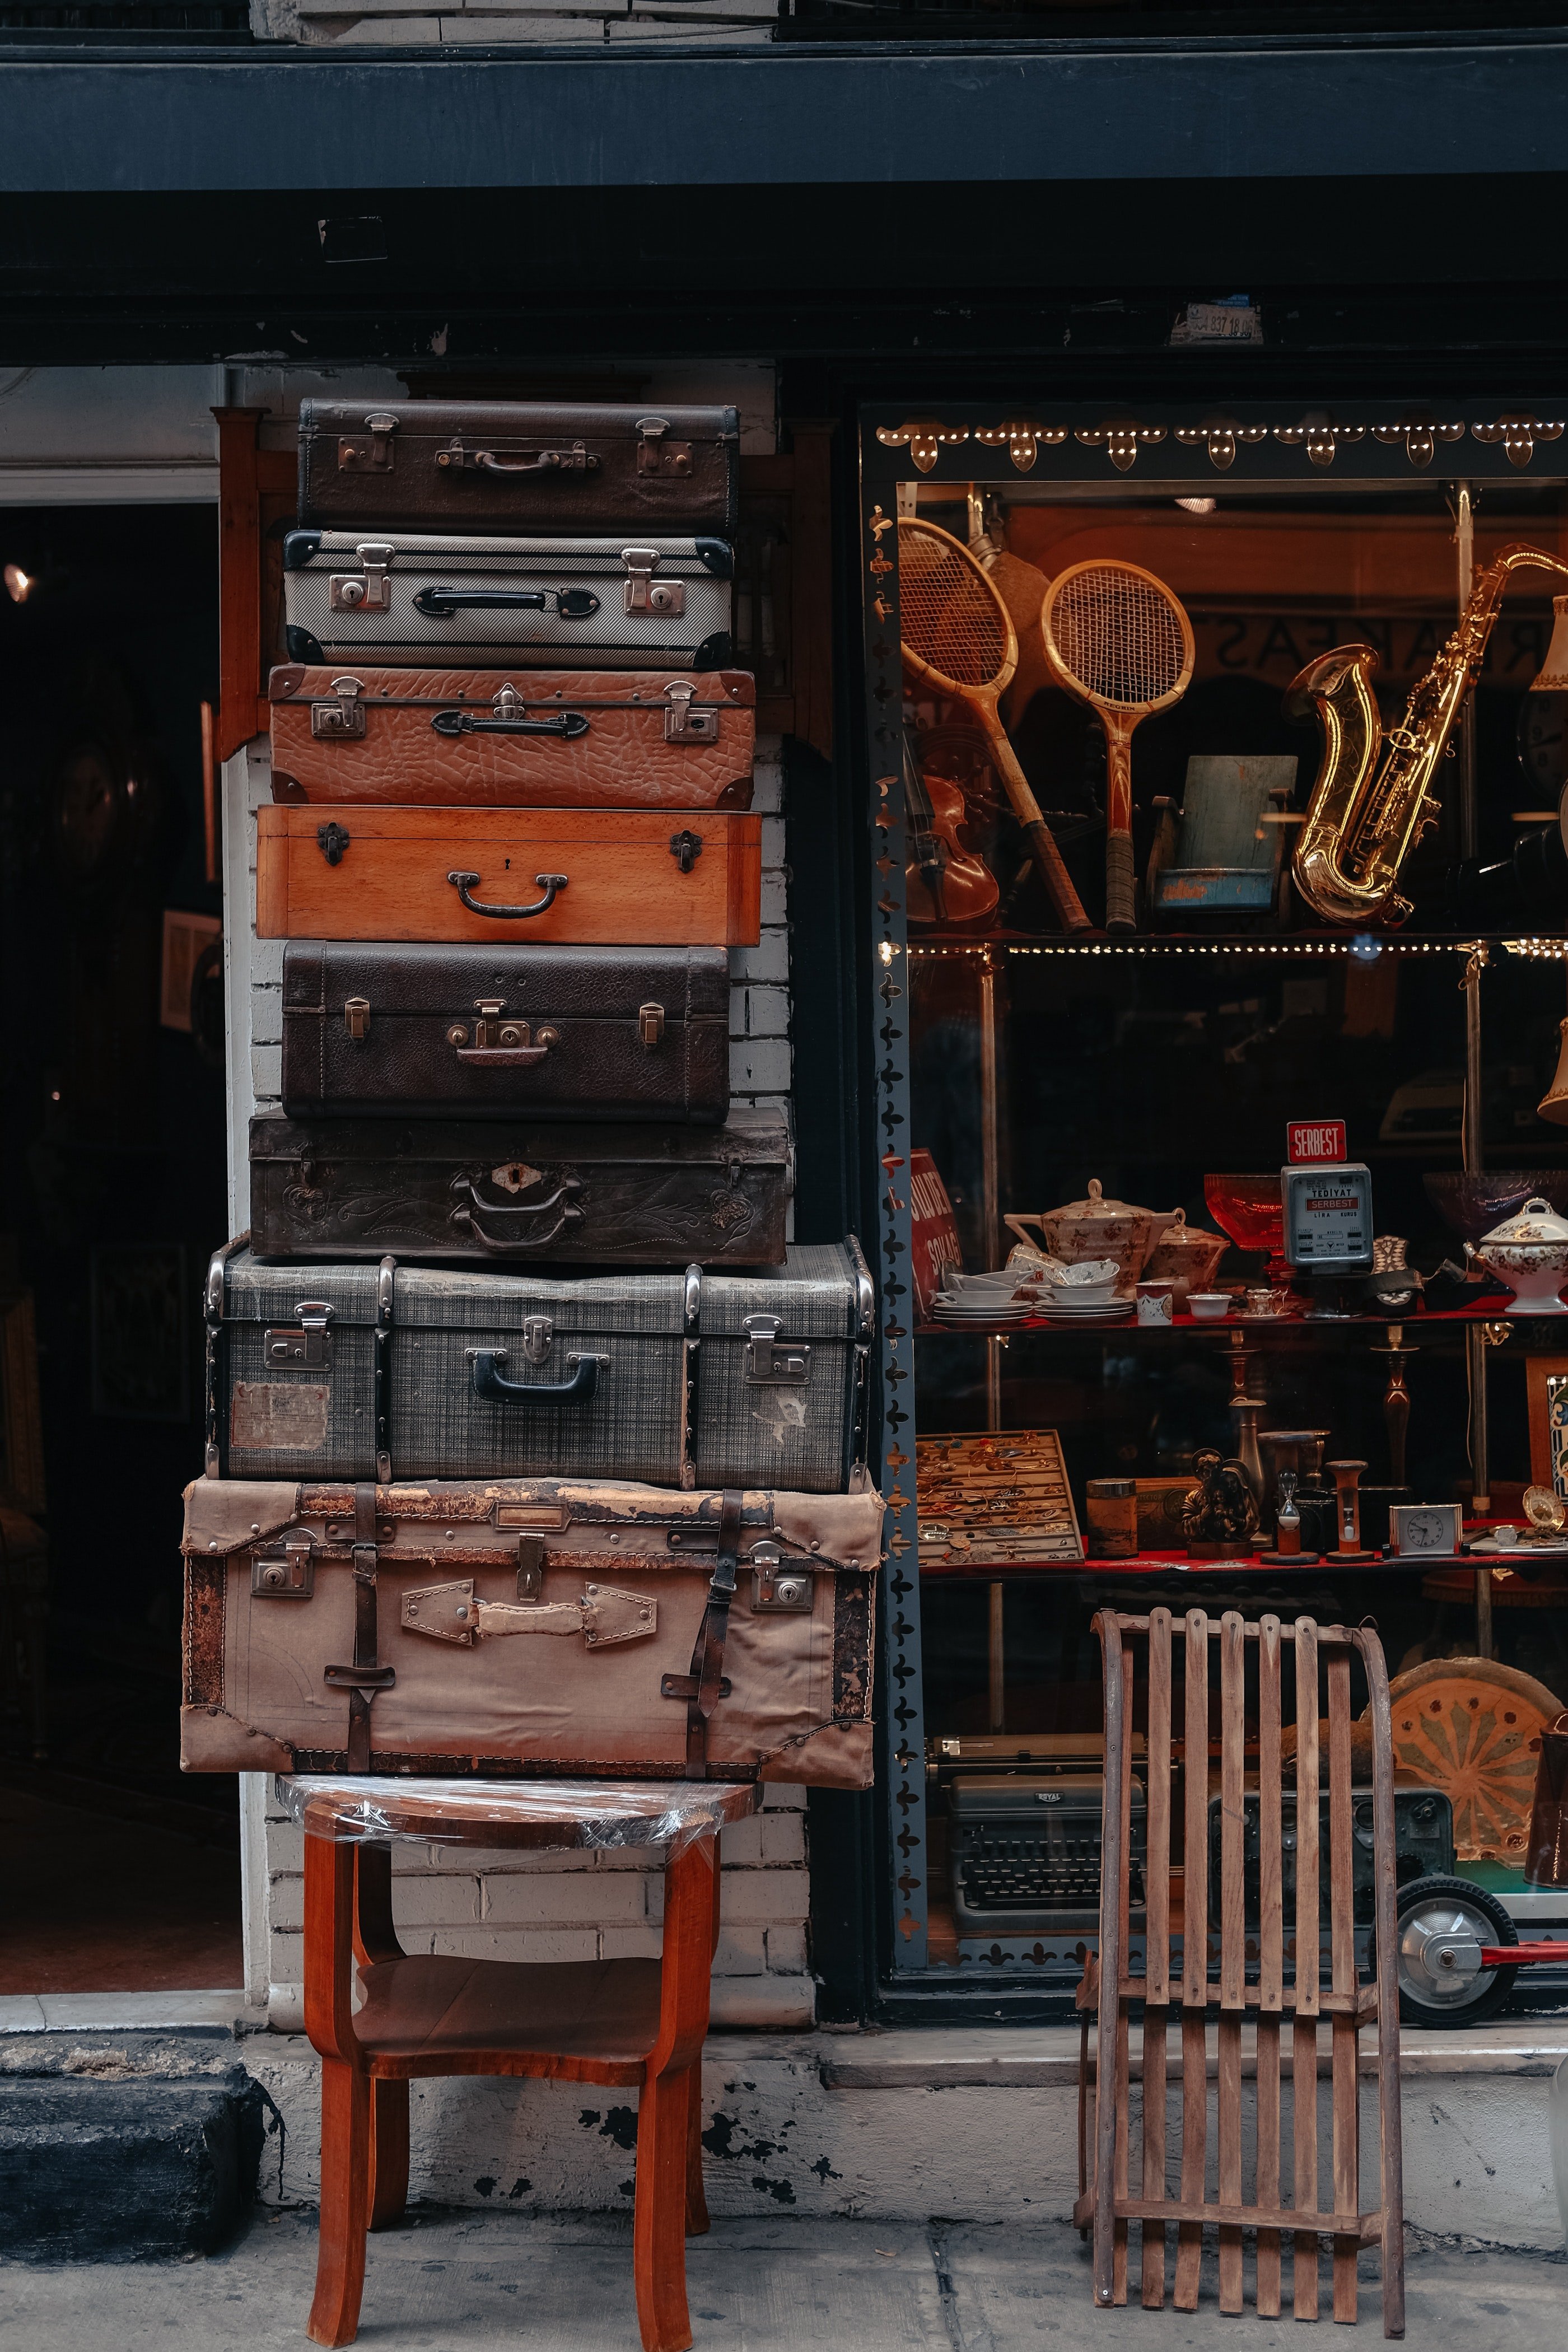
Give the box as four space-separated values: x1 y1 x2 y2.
1077 1608 1404 2335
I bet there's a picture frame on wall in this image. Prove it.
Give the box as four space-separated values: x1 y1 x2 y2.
90 1243 190 1422
1525 1356 1568 1498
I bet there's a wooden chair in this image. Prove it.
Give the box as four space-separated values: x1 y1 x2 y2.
1078 1608 1405 2335
290 1775 758 2352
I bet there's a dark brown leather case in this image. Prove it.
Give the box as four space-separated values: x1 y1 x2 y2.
297 401 739 535
248 1107 792 1266
281 942 730 1122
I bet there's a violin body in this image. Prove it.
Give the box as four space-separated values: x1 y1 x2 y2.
905 764 1000 929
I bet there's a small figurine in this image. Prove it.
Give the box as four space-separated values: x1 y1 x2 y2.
1182 1445 1260 1558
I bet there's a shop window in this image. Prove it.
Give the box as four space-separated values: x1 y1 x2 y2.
861 403 1568 2015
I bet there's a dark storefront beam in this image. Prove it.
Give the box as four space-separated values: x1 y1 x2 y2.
2 37 1568 195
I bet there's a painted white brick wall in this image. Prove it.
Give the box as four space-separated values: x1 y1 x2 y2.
223 726 808 2032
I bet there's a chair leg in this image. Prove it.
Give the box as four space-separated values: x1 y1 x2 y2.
308 2058 372 2349
368 2077 410 2232
633 2063 695 2352
684 2060 709 2238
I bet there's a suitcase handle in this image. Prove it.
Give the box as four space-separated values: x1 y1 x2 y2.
469 1347 606 1406
450 1179 587 1254
431 708 591 740
412 586 601 620
447 871 567 921
475 447 599 477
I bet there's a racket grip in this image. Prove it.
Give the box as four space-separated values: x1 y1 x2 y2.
1105 829 1137 934
1023 820 1093 935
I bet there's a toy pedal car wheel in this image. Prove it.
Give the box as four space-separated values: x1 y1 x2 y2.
1370 1873 1519 2028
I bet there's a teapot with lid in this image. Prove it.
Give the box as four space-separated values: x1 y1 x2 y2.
1006 1179 1178 1289
1467 1195 1568 1315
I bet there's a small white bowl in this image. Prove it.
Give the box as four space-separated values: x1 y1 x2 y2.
1187 1291 1231 1321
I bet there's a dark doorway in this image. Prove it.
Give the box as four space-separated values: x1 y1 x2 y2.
0 502 240 1994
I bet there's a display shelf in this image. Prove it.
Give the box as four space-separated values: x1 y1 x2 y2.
916 1301 1542 1338
916 1550 1458 1580
908 931 1568 957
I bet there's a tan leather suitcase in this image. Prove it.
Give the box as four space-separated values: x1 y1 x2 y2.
255 805 762 946
268 665 755 810
180 1473 880 1787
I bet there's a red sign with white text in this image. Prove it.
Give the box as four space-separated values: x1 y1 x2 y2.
1287 1119 1347 1165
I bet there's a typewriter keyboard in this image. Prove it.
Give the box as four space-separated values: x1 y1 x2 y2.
958 1832 1140 1911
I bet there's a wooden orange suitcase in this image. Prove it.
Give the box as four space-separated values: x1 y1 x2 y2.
267 665 755 810
255 805 762 946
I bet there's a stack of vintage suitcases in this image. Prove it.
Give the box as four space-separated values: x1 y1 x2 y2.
180 399 880 1791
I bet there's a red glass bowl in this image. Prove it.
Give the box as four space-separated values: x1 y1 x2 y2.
1203 1174 1289 1284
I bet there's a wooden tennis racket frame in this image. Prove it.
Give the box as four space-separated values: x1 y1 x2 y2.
1078 1607 1404 2335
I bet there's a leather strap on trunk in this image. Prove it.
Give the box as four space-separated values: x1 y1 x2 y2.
324 1480 395 1771
668 1488 743 1776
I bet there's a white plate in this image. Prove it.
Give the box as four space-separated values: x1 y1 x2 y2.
1038 1303 1132 1320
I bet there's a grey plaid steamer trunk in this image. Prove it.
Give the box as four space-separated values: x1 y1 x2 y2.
204 1239 873 1495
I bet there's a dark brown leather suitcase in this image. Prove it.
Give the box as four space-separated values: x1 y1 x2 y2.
268 665 755 810
280 943 730 1123
181 1472 879 1786
297 402 739 536
248 1107 793 1266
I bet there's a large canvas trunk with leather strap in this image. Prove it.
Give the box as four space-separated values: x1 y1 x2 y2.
204 1239 872 1492
254 805 762 947
180 1473 878 1786
282 530 732 671
248 1107 792 1267
279 943 731 1123
267 665 755 810
296 402 739 537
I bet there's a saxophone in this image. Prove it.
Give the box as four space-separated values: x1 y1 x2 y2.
1287 542 1568 926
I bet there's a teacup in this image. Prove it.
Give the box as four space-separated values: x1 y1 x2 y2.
1188 1291 1231 1322
1136 1280 1175 1327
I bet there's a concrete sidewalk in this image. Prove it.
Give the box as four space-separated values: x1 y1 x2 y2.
2 2211 1563 2350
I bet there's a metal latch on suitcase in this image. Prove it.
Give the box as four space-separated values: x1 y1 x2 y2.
400 1579 655 1648
446 1002 559 1065
662 682 718 744
264 1302 334 1369
329 543 395 612
748 1543 813 1611
636 418 693 478
311 676 367 739
251 1532 316 1599
337 414 398 473
741 1314 810 1384
622 547 685 618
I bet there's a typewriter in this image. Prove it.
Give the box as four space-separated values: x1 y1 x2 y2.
936 1738 1147 1938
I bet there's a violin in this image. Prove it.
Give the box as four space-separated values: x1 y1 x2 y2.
903 727 1000 928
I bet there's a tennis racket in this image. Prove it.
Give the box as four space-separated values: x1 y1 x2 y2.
1041 560 1193 933
897 519 1090 934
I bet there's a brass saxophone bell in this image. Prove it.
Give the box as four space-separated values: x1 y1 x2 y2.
1539 1015 1568 1126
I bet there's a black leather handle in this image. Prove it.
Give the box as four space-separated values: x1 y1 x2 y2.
450 1179 586 1254
431 708 590 740
470 1348 603 1406
412 586 600 619
447 871 567 921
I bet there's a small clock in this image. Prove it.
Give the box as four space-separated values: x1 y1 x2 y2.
1388 1503 1460 1559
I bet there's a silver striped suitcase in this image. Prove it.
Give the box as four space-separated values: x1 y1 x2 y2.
282 529 732 671
205 1239 872 1494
